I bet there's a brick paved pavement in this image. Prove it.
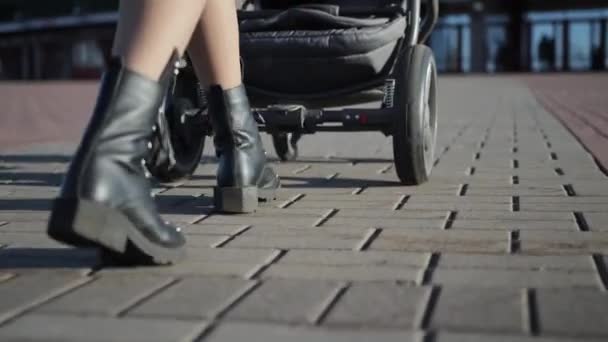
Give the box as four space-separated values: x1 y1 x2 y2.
1 75 608 341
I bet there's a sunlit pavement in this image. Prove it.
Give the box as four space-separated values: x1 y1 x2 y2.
1 75 608 341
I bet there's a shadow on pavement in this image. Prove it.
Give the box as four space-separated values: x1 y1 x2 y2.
0 247 100 269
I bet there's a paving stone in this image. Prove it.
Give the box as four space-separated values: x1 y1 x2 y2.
520 231 608 255
370 229 508 254
0 211 51 222
523 197 608 204
0 270 89 323
38 274 173 316
450 219 576 230
465 185 566 196
322 217 446 229
262 264 423 282
129 276 251 319
333 209 449 219
571 182 608 196
0 314 204 342
410 195 512 203
536 288 608 338
225 279 339 324
279 250 429 267
0 220 47 233
206 322 420 342
157 186 206 197
182 235 228 248
520 197 608 212
585 213 608 231
226 235 361 250
100 261 258 277
201 215 322 227
159 213 209 225
454 211 573 221
431 287 522 333
251 207 328 217
264 249 427 280
436 253 594 271
434 331 606 342
290 199 399 210
324 283 429 328
431 268 599 288
517 178 602 187
276 187 362 195
299 194 401 201
404 197 511 211
184 223 244 236
182 247 277 262
242 226 369 237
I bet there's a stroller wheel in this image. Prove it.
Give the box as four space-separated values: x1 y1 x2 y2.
146 55 207 183
392 45 438 185
146 97 206 183
272 132 299 161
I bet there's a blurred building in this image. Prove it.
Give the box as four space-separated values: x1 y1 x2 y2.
0 0 116 80
0 0 606 79
433 0 608 73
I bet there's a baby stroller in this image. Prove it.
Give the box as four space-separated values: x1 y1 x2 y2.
146 0 439 185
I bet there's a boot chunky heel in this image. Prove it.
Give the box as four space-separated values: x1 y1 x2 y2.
49 199 185 264
214 186 258 213
207 85 280 214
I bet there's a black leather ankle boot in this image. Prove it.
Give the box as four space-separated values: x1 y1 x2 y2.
207 85 280 213
47 58 185 264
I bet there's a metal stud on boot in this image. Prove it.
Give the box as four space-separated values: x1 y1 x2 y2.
47 57 186 265
207 85 280 213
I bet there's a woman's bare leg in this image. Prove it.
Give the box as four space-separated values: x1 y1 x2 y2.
112 0 208 81
187 0 242 89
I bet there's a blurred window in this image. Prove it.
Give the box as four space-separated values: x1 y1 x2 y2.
486 25 507 72
527 8 608 72
461 27 471 72
605 20 608 68
531 23 556 71
431 15 470 72
569 22 592 70
527 9 608 22
72 40 104 69
554 23 564 70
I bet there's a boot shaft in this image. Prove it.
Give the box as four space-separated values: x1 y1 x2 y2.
206 84 269 188
207 85 259 152
60 60 165 200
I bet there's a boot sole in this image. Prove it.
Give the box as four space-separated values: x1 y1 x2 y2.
214 186 277 213
47 198 185 265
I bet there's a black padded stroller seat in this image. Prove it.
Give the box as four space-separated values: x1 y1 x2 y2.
239 6 407 96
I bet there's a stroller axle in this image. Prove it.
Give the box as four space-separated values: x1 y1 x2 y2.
251 105 394 134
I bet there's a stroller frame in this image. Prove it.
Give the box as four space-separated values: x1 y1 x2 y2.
146 0 440 185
